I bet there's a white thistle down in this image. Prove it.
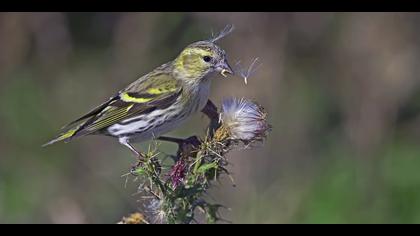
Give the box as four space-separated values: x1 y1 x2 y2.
146 199 166 224
235 58 262 84
220 98 270 142
209 24 235 43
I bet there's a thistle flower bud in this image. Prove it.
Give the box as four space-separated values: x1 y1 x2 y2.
215 98 271 144
169 159 186 189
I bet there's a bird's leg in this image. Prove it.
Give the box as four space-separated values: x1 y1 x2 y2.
119 137 145 175
126 142 145 160
201 99 221 139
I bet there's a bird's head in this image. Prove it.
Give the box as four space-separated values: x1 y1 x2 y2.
173 25 234 83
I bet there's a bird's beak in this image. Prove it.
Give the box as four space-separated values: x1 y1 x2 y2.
218 60 234 78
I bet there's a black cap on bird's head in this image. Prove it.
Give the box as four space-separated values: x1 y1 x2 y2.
174 25 235 80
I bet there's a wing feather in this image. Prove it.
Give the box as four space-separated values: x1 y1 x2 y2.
69 74 182 138
43 72 182 146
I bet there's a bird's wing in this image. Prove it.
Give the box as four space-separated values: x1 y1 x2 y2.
43 73 182 146
60 94 120 129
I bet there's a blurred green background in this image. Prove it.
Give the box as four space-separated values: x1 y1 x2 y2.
2 12 420 223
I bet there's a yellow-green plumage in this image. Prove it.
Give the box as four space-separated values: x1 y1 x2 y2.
43 28 235 156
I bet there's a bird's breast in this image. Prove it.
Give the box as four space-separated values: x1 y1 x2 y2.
189 79 211 113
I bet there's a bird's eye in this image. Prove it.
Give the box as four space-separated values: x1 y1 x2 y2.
203 56 212 62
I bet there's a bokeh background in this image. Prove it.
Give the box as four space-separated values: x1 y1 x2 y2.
2 12 420 223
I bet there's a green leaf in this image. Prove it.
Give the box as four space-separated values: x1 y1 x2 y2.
134 167 146 176
193 151 204 174
196 162 218 174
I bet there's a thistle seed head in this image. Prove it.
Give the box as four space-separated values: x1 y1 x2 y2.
217 98 271 144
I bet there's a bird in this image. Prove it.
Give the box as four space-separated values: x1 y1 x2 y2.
43 25 235 159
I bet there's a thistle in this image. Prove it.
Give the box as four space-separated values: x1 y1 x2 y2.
125 98 271 224
216 97 271 145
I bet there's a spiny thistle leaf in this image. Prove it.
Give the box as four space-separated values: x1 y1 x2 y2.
196 162 218 174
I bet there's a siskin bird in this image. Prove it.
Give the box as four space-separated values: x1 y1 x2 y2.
43 25 235 158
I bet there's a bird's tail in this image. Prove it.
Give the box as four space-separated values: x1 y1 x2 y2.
42 127 79 147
